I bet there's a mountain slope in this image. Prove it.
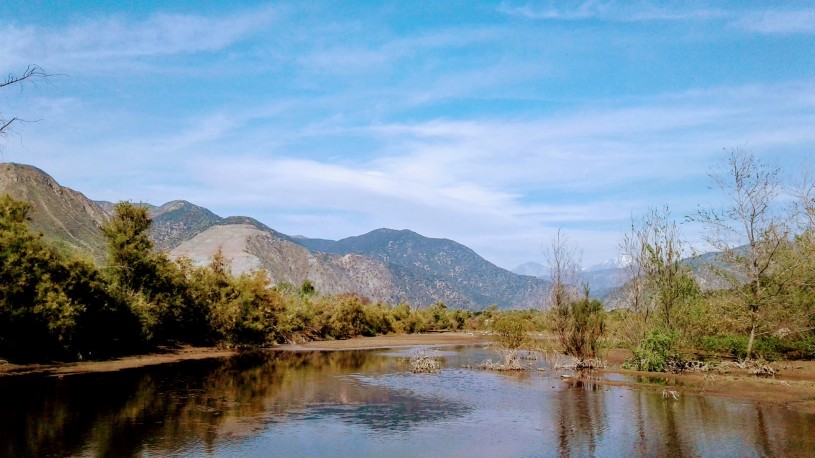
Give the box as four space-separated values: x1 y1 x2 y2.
149 200 223 251
3 163 550 309
295 228 550 309
0 163 109 262
169 224 401 304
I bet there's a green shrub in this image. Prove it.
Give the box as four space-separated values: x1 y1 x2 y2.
627 329 681 372
492 315 529 350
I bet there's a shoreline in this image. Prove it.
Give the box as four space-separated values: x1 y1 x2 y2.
3 332 815 414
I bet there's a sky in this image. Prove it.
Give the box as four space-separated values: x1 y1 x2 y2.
1 1 814 270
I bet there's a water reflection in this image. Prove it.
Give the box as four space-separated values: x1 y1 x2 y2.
1 347 814 457
0 350 463 456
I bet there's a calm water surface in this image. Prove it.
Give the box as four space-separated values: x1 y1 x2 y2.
1 346 813 457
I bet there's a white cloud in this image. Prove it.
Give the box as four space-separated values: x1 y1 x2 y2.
0 6 277 71
496 1 727 23
734 10 815 35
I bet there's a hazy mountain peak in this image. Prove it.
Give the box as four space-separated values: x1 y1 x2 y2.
584 255 634 272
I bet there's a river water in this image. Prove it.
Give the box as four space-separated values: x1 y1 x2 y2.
1 346 813 457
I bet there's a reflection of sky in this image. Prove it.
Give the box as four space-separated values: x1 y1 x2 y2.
3 347 815 457
211 348 815 457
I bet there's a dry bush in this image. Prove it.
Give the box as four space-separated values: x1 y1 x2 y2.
409 350 441 374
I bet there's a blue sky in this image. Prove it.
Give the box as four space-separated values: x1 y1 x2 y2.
1 1 814 269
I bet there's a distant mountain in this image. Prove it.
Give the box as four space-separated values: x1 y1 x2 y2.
294 228 550 309
3 163 552 309
512 261 548 277
148 200 223 251
168 224 403 304
0 163 109 263
583 255 633 272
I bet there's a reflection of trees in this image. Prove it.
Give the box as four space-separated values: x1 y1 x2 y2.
0 350 468 456
553 378 608 457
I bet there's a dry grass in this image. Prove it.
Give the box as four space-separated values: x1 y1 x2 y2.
409 350 442 374
476 349 529 371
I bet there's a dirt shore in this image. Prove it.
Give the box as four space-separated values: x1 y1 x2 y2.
277 331 489 351
2 332 815 414
0 346 237 377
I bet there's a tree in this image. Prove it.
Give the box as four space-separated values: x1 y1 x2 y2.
0 195 141 359
620 206 698 335
545 228 582 310
691 148 787 359
544 230 605 358
1 65 48 147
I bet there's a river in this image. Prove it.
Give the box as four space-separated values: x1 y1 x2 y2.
1 346 812 457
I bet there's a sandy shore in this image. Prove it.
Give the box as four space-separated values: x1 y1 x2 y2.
2 332 815 413
0 346 237 377
277 331 489 351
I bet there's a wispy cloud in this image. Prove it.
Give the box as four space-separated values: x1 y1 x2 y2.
496 1 726 23
498 1 815 35
734 9 815 35
0 6 277 71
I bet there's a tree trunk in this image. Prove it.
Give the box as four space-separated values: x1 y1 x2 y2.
746 321 757 360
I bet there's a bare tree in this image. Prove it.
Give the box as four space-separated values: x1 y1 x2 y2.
789 165 815 232
691 148 787 359
1 65 48 147
544 228 584 352
545 228 582 310
620 206 696 340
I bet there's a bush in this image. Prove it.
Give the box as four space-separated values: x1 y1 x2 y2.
492 315 529 350
554 294 606 358
698 333 815 361
627 329 681 372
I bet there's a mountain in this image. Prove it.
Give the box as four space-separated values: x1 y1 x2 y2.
583 255 633 272
148 200 223 251
512 261 548 277
294 229 550 309
0 163 109 263
168 224 403 304
2 162 551 309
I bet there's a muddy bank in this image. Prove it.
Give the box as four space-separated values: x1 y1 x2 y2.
277 331 489 351
0 346 237 377
3 332 815 415
0 332 488 377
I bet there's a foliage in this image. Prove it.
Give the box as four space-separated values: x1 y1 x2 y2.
553 289 606 358
627 329 682 372
690 149 787 359
699 334 815 361
491 315 529 350
0 195 142 360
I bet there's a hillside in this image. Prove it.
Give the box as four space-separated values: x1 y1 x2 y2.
0 163 109 263
2 163 551 309
295 228 550 309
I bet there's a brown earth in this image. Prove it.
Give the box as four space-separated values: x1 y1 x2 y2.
0 346 236 377
277 331 489 351
2 333 815 414
600 358 815 414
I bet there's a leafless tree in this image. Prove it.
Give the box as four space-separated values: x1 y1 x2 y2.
545 228 582 310
620 206 696 341
1 65 48 148
690 148 787 359
544 229 583 351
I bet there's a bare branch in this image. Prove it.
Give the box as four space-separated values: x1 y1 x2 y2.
1 65 49 143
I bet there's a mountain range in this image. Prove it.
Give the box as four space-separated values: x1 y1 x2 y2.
1 163 550 310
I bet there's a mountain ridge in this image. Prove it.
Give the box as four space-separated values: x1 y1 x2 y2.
2 162 550 310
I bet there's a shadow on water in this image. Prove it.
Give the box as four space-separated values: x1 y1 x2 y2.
0 350 465 457
1 346 815 457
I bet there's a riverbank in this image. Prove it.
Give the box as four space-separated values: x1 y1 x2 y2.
0 332 489 377
3 332 815 414
0 346 237 377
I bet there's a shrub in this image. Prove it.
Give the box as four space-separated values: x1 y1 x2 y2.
554 294 606 358
627 329 681 372
492 315 529 350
